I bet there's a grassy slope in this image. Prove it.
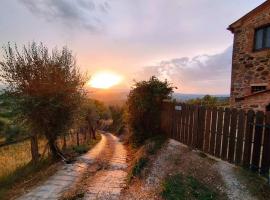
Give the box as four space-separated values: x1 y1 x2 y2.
0 134 101 200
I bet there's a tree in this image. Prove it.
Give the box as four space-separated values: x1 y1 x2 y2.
109 105 125 135
0 42 86 160
186 95 229 107
127 76 174 145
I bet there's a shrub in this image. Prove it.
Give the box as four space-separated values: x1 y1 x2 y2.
162 174 217 200
127 76 174 145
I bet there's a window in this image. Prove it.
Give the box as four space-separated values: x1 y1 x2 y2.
254 25 270 51
251 85 266 93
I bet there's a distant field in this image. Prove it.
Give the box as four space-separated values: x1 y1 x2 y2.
0 139 48 182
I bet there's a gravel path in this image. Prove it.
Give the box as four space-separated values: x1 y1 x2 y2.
83 134 127 200
17 133 127 200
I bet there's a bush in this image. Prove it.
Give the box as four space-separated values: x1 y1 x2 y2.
127 76 174 145
109 105 125 135
162 174 217 200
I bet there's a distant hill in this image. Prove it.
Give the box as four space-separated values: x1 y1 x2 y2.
173 93 229 102
87 88 128 106
87 88 229 105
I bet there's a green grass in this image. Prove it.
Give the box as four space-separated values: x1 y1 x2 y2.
162 174 217 200
127 157 149 183
72 144 90 154
146 134 167 155
132 157 148 177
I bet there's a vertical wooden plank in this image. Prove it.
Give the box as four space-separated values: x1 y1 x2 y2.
192 106 199 148
235 110 246 165
221 108 231 160
215 107 224 158
228 109 238 163
188 106 194 146
261 112 270 176
197 106 206 150
176 104 181 141
181 104 186 143
184 105 190 145
243 110 255 168
204 108 212 152
209 107 217 155
251 111 265 172
172 103 177 140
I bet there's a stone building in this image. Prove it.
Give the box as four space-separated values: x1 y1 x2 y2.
228 1 270 112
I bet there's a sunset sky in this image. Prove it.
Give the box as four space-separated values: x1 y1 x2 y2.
0 0 266 94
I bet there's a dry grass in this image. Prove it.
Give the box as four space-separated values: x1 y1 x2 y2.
0 139 48 181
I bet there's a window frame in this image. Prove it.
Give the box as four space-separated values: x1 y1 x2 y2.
251 85 267 93
253 24 270 52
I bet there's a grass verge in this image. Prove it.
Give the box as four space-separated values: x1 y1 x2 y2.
0 158 58 200
126 134 167 183
162 173 217 200
0 134 101 200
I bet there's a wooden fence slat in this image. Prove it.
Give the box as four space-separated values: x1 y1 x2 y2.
197 106 206 150
184 105 190 144
172 103 177 139
251 111 265 172
192 106 199 148
176 110 180 140
228 109 238 163
188 106 194 146
209 107 218 155
235 110 246 165
215 108 224 157
181 104 187 143
261 112 270 175
243 110 255 168
204 108 212 152
221 108 231 160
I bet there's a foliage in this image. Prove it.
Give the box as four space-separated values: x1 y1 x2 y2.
127 76 174 145
0 42 86 158
162 174 217 200
186 95 229 107
109 105 125 134
146 134 167 155
131 157 148 177
72 144 90 154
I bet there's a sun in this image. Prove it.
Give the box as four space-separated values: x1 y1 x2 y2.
88 72 123 89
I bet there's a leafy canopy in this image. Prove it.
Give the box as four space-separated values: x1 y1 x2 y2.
127 76 174 145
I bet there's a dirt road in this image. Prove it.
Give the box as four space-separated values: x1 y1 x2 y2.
17 133 127 200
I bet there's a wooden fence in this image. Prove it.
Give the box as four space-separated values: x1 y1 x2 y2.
161 101 270 176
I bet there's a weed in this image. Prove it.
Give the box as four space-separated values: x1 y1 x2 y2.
72 144 89 154
132 157 148 177
146 134 167 155
162 174 185 200
162 174 217 200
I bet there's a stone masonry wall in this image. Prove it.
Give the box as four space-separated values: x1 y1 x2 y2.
230 4 270 111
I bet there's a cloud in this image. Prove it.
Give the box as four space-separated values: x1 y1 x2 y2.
19 0 110 32
137 46 232 94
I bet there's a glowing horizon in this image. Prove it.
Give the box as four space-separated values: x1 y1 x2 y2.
88 71 123 89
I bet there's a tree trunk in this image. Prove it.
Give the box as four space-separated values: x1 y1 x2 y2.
30 134 39 163
91 127 96 140
63 134 67 150
76 131 80 146
48 138 63 159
